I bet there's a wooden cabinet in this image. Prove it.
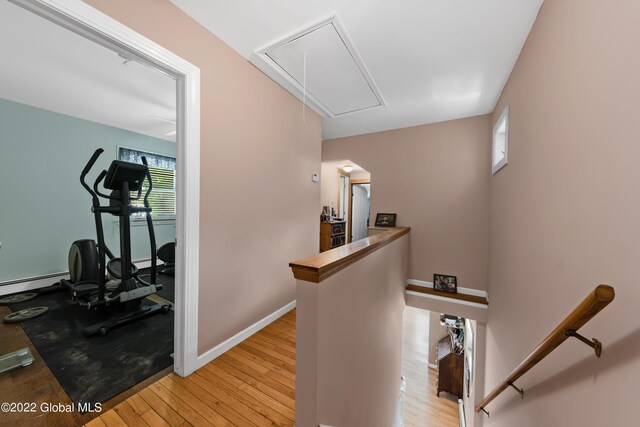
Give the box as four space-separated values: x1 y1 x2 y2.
436 335 464 399
320 221 346 252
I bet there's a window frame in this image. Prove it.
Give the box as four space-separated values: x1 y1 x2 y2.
492 104 509 175
117 146 176 221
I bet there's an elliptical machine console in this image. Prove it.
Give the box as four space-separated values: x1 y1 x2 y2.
61 148 169 336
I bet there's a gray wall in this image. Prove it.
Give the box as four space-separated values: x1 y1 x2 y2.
0 98 176 283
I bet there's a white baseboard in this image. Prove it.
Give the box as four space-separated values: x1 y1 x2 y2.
458 399 466 427
395 376 407 427
136 259 153 269
407 278 488 300
196 300 296 370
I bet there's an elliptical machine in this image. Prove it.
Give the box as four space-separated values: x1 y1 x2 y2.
61 148 169 336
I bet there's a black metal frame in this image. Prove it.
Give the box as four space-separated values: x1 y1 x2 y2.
71 148 168 336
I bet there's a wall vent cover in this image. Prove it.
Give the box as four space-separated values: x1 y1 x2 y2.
253 17 385 117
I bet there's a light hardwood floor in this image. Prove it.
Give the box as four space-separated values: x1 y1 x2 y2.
86 309 297 426
90 307 459 426
0 305 84 426
3 304 458 426
402 306 459 427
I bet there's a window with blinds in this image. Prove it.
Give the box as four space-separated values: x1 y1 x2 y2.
118 147 176 219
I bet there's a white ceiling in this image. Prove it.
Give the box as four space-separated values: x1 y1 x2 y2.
0 1 176 142
171 0 543 139
323 160 368 175
260 17 385 117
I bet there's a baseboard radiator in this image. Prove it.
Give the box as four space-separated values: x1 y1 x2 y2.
0 258 160 296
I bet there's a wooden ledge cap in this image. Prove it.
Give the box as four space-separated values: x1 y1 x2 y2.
289 227 410 283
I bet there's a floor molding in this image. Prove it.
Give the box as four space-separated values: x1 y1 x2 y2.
407 278 488 300
196 300 296 370
458 399 466 427
394 376 407 427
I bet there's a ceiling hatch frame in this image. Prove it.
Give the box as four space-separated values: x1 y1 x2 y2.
251 15 386 118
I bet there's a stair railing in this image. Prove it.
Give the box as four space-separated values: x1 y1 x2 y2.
476 284 615 416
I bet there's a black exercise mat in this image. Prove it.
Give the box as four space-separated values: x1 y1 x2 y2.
9 290 173 407
139 268 175 302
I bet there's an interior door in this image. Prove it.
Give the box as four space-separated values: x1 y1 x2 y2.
351 184 370 241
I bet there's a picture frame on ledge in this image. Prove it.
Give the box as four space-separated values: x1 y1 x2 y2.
434 274 457 293
374 213 397 227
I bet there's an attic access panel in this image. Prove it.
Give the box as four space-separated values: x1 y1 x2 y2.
261 18 385 117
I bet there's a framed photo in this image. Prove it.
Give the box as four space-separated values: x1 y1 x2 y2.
433 274 457 293
374 213 396 227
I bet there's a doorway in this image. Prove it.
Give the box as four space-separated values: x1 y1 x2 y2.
320 160 370 250
402 308 467 426
0 1 200 423
349 181 371 242
0 0 177 410
6 0 201 377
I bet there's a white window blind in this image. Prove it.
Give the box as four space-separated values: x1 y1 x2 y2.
118 147 176 218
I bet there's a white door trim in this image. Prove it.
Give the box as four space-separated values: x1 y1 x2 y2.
10 0 201 377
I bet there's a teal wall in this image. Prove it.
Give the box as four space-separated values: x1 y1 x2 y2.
0 98 176 283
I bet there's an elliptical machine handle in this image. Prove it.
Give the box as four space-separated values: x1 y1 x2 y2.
140 156 153 202
93 170 113 199
140 155 157 286
80 148 103 198
82 148 103 176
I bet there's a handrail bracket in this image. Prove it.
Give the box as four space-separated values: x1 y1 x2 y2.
565 329 602 357
507 381 524 399
479 407 489 417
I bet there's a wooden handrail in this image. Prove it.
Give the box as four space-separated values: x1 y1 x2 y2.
476 284 615 415
289 227 410 283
